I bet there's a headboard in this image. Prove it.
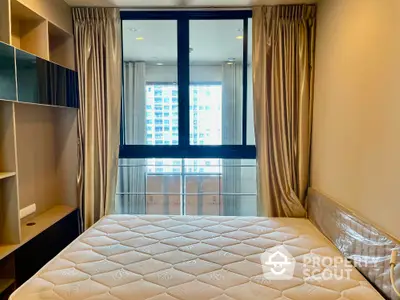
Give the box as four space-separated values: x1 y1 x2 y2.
307 188 400 300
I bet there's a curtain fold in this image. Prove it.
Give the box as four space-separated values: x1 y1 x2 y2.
117 62 146 214
221 63 242 216
73 8 122 229
253 5 316 218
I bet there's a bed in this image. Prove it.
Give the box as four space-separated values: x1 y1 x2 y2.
10 215 384 300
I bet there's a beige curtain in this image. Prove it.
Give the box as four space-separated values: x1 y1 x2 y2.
253 5 316 218
73 8 122 229
116 62 146 214
221 63 242 216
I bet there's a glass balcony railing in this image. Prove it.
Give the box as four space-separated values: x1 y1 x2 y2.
115 159 257 216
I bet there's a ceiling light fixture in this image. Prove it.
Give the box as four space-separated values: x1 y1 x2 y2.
156 63 164 66
136 37 144 41
236 35 243 40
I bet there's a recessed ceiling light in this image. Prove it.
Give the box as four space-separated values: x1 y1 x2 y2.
136 37 144 41
236 35 243 40
227 62 234 65
156 62 164 66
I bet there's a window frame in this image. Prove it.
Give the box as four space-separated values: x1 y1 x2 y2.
120 10 255 159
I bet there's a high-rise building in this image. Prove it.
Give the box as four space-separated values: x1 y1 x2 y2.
146 84 222 173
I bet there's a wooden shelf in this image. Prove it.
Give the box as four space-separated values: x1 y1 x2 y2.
21 205 76 244
0 278 14 294
0 0 75 72
0 102 20 247
0 172 16 180
10 0 49 59
0 98 79 110
48 22 74 70
0 205 76 260
0 0 11 44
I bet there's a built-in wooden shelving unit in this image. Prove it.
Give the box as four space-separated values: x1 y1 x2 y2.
48 22 74 70
0 101 78 262
0 101 20 249
0 99 79 296
0 0 75 70
10 0 49 59
0 1 78 294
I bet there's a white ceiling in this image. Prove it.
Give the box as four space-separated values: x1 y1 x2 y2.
66 0 317 7
123 19 252 64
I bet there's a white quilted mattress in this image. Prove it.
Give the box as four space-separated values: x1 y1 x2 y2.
10 215 384 300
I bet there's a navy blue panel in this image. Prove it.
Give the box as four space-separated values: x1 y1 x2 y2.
0 42 17 101
120 145 256 159
120 10 252 20
16 49 79 108
178 17 190 147
15 50 39 104
66 70 79 108
242 18 248 145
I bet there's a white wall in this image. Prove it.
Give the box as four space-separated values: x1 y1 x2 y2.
311 0 400 239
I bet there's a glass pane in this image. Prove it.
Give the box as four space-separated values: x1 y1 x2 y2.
16 50 39 104
0 42 16 101
219 159 257 216
116 158 147 214
147 175 181 215
116 158 182 215
116 158 257 216
184 158 221 174
186 174 221 216
122 20 177 145
247 18 255 145
15 49 78 107
189 20 243 145
189 84 222 145
184 159 257 216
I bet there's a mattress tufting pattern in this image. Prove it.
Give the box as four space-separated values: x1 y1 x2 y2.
10 215 384 300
